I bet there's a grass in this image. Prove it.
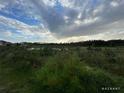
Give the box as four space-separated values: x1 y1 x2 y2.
0 45 124 93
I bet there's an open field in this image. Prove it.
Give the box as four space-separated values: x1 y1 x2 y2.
0 44 124 93
1 0 124 92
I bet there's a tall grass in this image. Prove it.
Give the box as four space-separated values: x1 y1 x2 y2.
0 46 124 93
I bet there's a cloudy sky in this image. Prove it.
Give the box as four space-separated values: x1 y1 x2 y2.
0 0 124 43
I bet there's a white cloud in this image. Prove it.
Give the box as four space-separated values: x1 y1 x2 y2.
0 30 12 37
0 0 124 42
0 15 57 42
0 4 6 10
60 0 74 8
4 31 12 37
110 1 119 7
75 17 98 25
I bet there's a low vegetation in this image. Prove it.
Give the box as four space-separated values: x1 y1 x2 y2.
0 41 124 93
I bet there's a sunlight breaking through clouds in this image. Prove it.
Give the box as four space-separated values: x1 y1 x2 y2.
0 0 124 42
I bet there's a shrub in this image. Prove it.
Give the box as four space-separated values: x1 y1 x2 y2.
31 53 118 93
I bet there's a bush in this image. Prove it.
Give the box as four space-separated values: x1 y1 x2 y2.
31 54 118 93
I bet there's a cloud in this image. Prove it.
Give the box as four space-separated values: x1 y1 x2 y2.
0 15 57 42
29 0 124 37
0 0 124 42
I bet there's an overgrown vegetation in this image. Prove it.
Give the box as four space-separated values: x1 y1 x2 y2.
0 42 124 93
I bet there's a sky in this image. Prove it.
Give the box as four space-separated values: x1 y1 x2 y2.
0 0 124 43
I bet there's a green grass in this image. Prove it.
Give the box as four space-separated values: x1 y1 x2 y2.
0 45 124 93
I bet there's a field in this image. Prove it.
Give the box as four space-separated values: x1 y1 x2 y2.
0 44 124 93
